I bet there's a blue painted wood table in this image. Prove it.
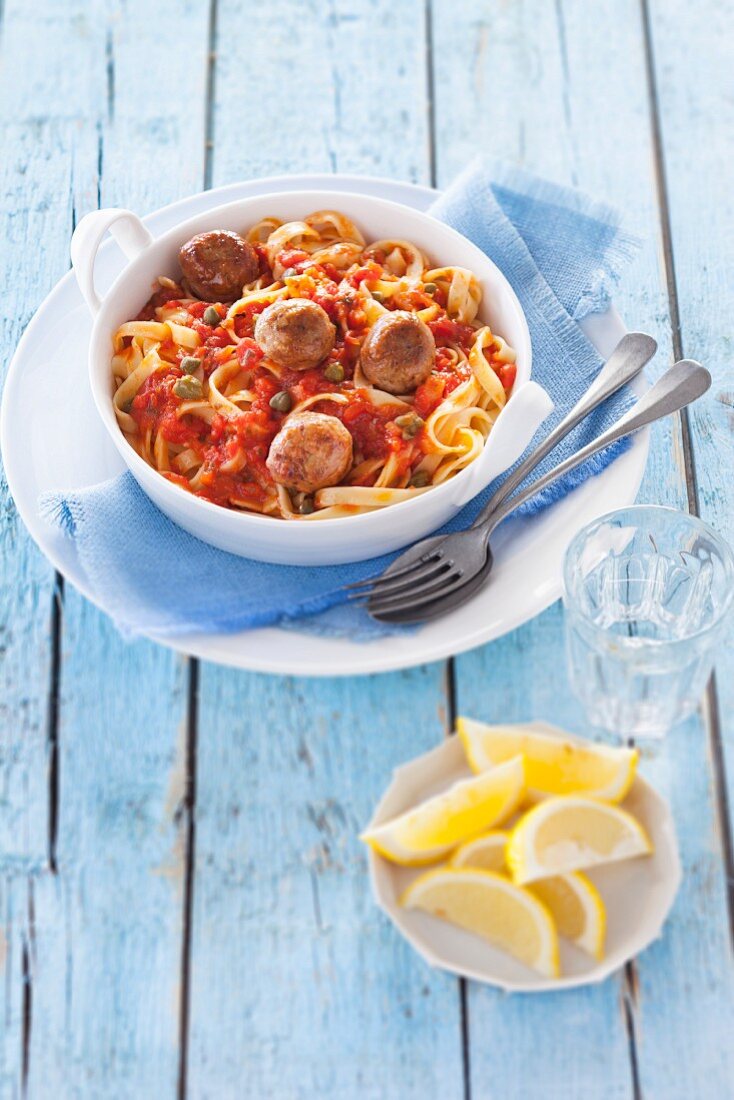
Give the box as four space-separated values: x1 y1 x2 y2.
1 2 732 1097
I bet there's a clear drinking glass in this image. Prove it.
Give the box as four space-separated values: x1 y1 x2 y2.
563 506 734 739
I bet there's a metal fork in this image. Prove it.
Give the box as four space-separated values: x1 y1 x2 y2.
359 358 711 623
348 331 656 599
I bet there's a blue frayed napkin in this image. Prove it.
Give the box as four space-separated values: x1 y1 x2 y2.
41 161 640 641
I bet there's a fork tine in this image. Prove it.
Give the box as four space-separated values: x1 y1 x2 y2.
369 569 470 620
343 573 387 591
343 549 444 591
368 567 465 616
347 556 452 601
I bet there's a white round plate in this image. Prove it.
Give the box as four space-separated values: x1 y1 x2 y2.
366 723 681 992
0 175 648 676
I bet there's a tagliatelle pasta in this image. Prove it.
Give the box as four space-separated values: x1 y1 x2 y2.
111 210 517 520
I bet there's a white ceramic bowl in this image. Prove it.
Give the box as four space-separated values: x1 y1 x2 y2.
71 190 552 564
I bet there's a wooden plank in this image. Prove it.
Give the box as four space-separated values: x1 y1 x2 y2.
28 617 188 1096
0 0 97 1086
189 667 464 1100
434 1 734 1096
209 0 430 185
629 1 734 1093
645 0 734 848
0 1 209 1094
185 3 465 1096
0 0 85 880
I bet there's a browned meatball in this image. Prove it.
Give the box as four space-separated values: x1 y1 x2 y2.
266 412 353 494
179 230 259 301
254 298 336 371
360 311 435 394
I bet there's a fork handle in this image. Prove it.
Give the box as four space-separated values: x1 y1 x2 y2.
483 359 711 536
472 331 657 529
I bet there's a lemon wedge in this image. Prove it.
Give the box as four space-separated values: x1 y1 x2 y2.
457 718 638 802
361 756 525 865
450 830 509 873
451 828 606 959
526 873 606 959
507 796 652 884
402 868 560 978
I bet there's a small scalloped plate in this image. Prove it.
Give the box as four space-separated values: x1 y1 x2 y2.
366 722 681 992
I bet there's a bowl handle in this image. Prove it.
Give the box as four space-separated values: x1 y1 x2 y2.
451 381 555 507
71 208 154 316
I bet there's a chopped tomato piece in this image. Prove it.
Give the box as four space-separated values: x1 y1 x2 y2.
236 337 264 369
277 248 311 272
348 261 383 287
206 328 235 349
428 316 476 351
414 374 446 418
499 363 517 392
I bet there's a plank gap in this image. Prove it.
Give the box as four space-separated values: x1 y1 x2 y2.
20 889 33 1099
442 656 472 1100
639 0 696 510
424 0 437 187
176 658 199 1100
622 962 643 1100
309 866 325 933
443 657 457 736
46 575 63 874
20 878 35 1097
640 0 734 941
105 28 115 123
20 939 30 1095
203 0 219 191
427 0 479 1080
702 674 734 949
96 124 104 213
552 0 579 186
432 0 469 1073
180 8 215 1087
458 977 472 1100
620 735 645 1086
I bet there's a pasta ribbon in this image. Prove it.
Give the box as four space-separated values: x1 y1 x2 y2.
425 266 482 323
365 239 426 280
111 209 517 520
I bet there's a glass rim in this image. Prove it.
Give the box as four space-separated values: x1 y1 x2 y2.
562 504 734 646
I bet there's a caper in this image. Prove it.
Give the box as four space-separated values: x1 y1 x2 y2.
173 375 203 400
424 282 437 295
120 397 134 414
180 355 201 374
282 267 297 279
269 390 292 413
324 362 345 383
203 305 220 326
371 290 384 303
410 469 431 488
395 412 425 439
298 496 315 515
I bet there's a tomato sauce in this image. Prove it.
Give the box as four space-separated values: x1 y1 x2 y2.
135 284 184 321
129 253 514 508
339 398 403 460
